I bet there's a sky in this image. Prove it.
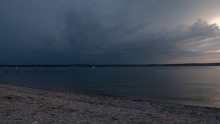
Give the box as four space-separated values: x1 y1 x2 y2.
0 0 220 64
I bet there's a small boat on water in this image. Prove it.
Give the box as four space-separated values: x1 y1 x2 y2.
92 66 95 68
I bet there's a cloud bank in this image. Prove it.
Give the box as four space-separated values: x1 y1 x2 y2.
50 12 220 64
0 0 220 64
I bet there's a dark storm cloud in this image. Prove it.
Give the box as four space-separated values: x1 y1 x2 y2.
53 9 220 63
1 0 220 64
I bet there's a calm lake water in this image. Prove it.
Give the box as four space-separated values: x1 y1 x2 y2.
1 66 220 108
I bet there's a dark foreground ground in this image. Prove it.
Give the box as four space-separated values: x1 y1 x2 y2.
1 82 220 124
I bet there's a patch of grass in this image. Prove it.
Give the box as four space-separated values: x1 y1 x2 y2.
137 122 145 124
130 118 135 123
42 108 49 113
42 105 78 113
39 104 46 108
84 109 95 114
65 108 77 112
111 116 118 121
3 96 12 99
80 109 95 116
15 118 23 121
27 96 35 100
31 112 37 116
94 114 106 118
87 101 95 104
5 112 11 116
43 105 63 111
145 113 157 118
3 95 24 101
51 105 63 110
80 112 87 115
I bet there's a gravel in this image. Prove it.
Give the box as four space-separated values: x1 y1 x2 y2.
1 82 220 124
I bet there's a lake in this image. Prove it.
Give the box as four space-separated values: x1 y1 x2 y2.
1 66 220 108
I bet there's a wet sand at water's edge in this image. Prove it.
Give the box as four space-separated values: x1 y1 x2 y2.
1 82 220 124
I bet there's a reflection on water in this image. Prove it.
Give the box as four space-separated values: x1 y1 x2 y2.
1 66 220 108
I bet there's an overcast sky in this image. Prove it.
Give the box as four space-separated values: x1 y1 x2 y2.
0 0 220 64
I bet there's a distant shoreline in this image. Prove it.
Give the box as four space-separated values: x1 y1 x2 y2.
1 81 220 123
1 63 220 68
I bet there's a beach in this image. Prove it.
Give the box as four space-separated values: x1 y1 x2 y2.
1 82 220 124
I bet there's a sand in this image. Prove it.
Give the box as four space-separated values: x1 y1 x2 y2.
1 81 220 124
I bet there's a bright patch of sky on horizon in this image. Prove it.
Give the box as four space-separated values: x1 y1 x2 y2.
0 0 220 64
209 16 220 26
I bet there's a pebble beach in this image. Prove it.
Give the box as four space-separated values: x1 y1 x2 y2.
1 82 220 124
